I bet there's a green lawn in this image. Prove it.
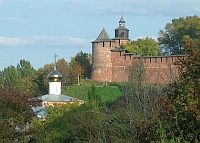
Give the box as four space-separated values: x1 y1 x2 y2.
62 85 123 102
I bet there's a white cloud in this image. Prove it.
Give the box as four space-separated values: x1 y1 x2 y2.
0 35 90 47
30 35 90 46
0 36 32 46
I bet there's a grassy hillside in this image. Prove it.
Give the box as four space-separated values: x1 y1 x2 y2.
62 79 124 102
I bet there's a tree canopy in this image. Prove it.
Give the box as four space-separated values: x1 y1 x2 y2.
3 65 22 90
69 51 92 85
158 15 200 55
0 60 46 96
17 59 35 78
122 37 160 56
0 87 37 142
133 43 200 142
56 59 70 85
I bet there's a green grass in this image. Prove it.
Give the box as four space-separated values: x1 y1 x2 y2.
78 78 103 86
62 85 123 102
62 78 124 102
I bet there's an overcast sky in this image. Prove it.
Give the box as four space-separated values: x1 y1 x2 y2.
0 0 200 70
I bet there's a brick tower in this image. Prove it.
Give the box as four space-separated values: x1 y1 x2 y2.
91 16 130 83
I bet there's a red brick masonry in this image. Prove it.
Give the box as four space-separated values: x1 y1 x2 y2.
91 46 186 84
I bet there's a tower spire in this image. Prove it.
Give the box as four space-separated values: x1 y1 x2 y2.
53 53 58 70
119 15 125 27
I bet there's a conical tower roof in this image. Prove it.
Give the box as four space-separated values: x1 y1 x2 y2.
92 28 114 42
115 15 128 30
120 15 125 23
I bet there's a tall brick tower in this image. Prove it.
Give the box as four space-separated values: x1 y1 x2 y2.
91 16 130 83
91 28 114 83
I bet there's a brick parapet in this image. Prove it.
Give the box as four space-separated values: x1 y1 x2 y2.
91 45 186 84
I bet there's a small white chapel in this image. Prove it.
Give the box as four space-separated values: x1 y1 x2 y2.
32 54 83 118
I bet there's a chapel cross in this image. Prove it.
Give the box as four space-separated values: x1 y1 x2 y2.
53 54 58 64
53 54 58 70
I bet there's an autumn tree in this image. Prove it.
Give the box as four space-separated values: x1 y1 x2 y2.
56 59 70 85
69 51 92 84
158 43 200 142
158 15 200 55
0 87 37 142
38 63 54 89
133 42 200 142
122 37 160 56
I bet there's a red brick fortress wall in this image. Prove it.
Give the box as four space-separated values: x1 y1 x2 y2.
110 51 183 84
91 47 186 84
133 56 184 84
111 50 133 82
